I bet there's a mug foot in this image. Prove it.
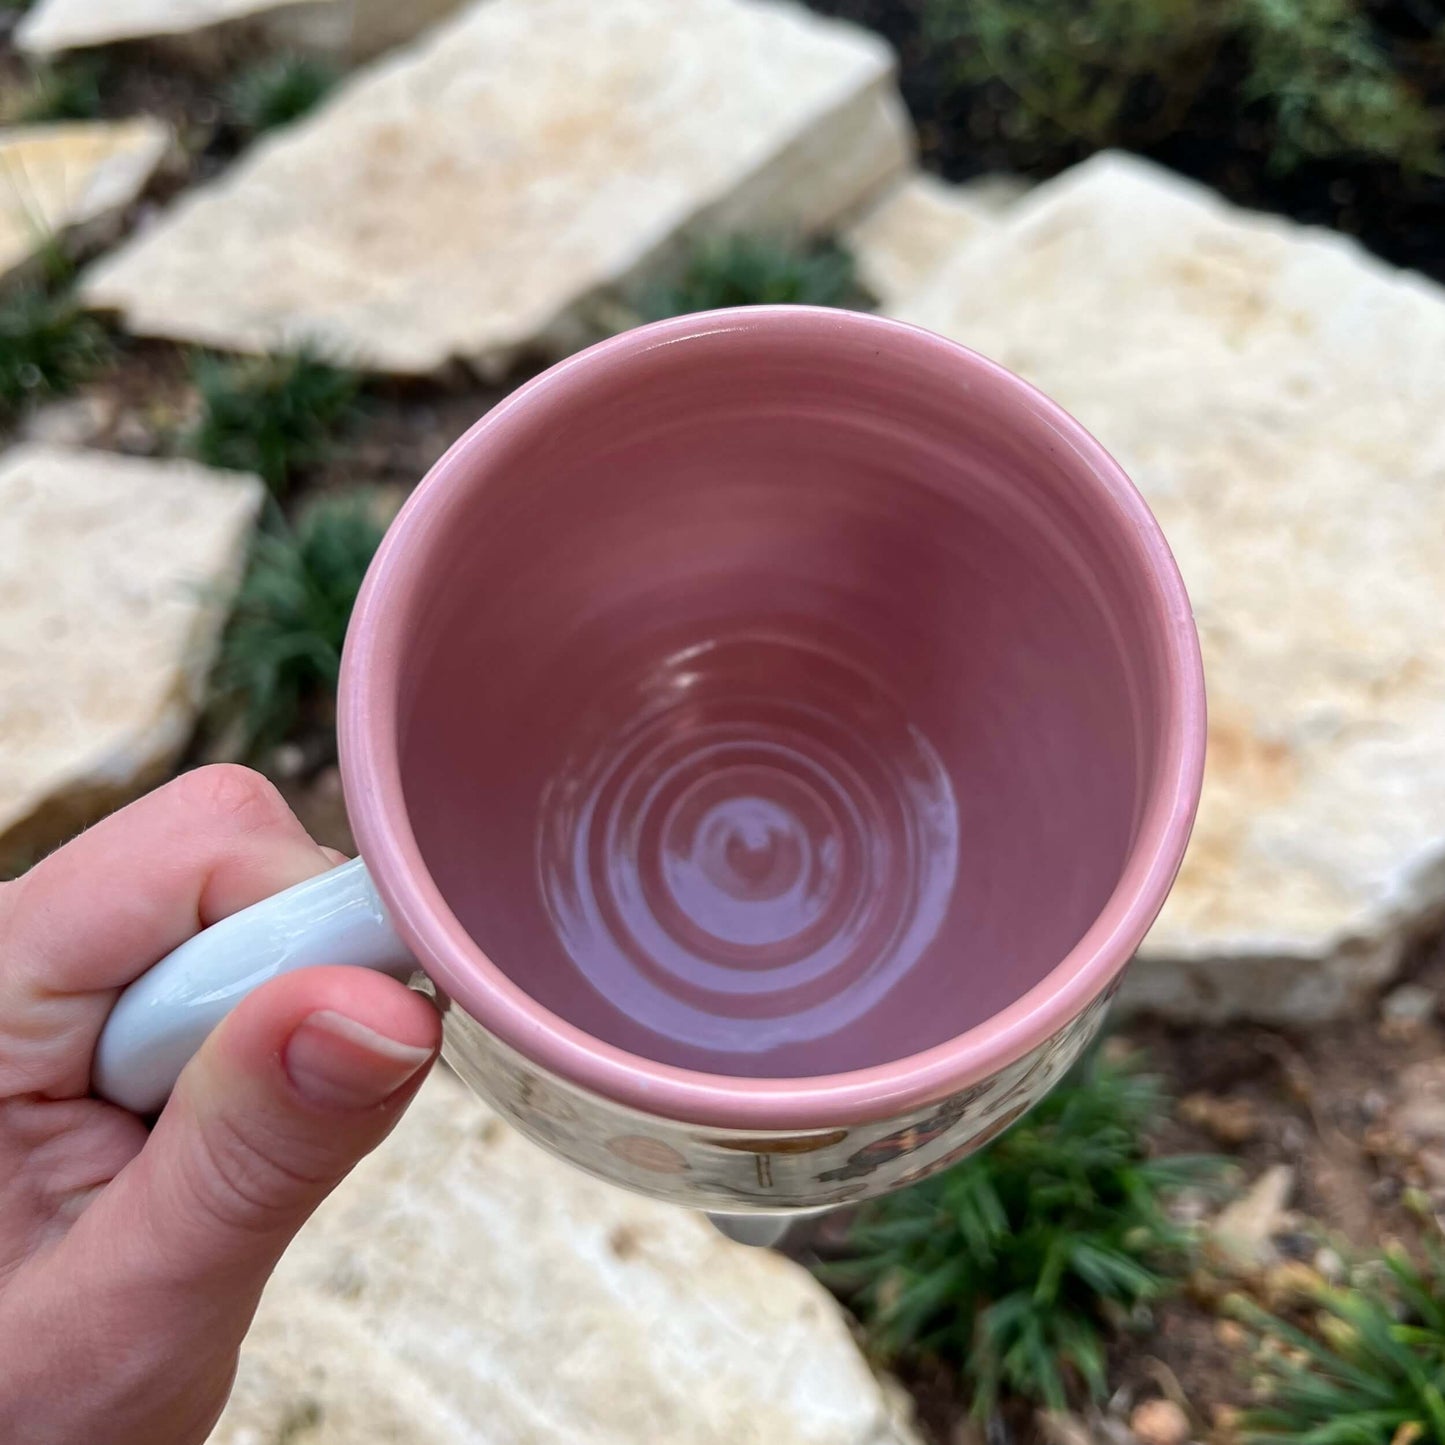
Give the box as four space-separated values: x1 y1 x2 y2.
706 1212 796 1248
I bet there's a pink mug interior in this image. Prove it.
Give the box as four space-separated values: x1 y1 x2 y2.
340 306 1204 1129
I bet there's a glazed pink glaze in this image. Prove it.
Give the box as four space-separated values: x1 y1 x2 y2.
339 306 1205 1129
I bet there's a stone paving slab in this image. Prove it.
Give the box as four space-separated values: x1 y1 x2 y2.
212 1069 920 1445
16 0 465 63
0 119 169 282
0 445 262 863
894 151 1445 1022
844 171 1025 307
81 0 912 376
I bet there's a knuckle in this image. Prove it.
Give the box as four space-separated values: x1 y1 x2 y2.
173 765 292 838
184 1109 333 1239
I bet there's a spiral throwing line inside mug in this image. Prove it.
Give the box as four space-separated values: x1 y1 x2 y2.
536 631 960 1059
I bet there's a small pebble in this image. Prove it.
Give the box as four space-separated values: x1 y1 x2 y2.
1169 1187 1211 1225
314 765 345 800
1382 984 1437 1026
1101 1035 1134 1066
1263 1260 1324 1308
270 742 309 780
1418 1144 1445 1188
1212 1404 1240 1439
1274 1229 1315 1260
985 1412 1013 1445
1129 1398 1190 1445
1361 1089 1389 1120
113 412 158 455
1178 1092 1258 1145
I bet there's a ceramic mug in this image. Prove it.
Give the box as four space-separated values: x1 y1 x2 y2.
94 306 1205 1222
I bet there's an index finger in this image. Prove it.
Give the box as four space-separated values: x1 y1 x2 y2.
0 765 335 1100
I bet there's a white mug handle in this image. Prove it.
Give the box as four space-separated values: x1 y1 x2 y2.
92 858 416 1115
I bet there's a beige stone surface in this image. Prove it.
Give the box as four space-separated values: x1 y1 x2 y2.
16 0 464 62
18 0 276 51
80 0 912 376
1209 1164 1294 1272
0 445 262 862
212 1070 919 1445
0 119 169 280
894 151 1445 1022
844 172 1024 306
272 0 464 60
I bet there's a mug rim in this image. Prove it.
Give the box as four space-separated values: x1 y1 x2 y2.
339 305 1206 1130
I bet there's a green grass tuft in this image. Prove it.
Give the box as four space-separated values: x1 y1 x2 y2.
924 0 1212 149
1242 0 1441 172
188 348 362 495
1231 1245 1445 1445
212 495 385 753
826 1052 1221 1417
0 268 110 421
922 0 1441 172
642 236 863 319
226 54 338 135
15 61 104 123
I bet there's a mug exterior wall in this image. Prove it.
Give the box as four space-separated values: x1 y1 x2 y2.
439 980 1117 1212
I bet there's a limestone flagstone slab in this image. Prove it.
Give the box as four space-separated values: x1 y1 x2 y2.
80 0 913 376
211 1069 919 1445
844 171 1024 307
0 119 169 281
893 151 1445 1023
16 0 465 63
0 445 262 864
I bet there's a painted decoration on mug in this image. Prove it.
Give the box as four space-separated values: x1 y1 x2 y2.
440 977 1117 1212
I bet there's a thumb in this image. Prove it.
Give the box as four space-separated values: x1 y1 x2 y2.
86 965 439 1305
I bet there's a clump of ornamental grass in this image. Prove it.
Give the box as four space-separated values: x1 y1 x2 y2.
642 235 865 319
0 255 109 421
187 347 362 495
226 54 338 135
1229 1242 1445 1445
210 494 385 754
922 0 1441 172
13 60 104 123
825 1052 1222 1416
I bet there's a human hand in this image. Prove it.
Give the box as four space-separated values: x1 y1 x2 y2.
0 766 441 1445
